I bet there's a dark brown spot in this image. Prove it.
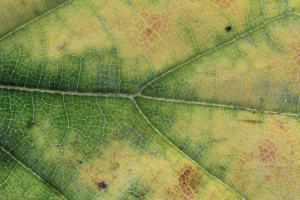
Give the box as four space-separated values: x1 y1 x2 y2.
225 26 232 32
97 181 107 189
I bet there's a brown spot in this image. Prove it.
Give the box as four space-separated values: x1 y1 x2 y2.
258 139 281 164
210 0 236 9
264 174 273 182
275 120 285 130
168 164 203 200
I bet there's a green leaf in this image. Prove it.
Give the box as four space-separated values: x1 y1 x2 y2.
1 0 300 199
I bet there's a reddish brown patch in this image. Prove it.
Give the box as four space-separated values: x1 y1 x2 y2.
264 174 273 182
210 0 236 9
275 120 285 130
167 164 202 200
258 139 281 164
138 9 174 54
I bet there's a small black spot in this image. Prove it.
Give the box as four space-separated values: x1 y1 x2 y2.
98 181 107 189
79 161 82 164
225 26 232 32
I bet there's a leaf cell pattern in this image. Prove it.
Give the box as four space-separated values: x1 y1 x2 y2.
0 0 300 200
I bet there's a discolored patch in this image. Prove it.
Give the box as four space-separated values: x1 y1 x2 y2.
258 139 281 164
166 160 204 200
138 9 174 55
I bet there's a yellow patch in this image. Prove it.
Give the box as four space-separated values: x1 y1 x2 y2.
57 1 114 56
42 13 71 60
29 115 54 149
43 145 61 164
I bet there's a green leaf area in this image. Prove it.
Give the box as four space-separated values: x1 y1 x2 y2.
1 0 300 199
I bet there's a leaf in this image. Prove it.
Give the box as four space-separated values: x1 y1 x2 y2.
0 0 300 199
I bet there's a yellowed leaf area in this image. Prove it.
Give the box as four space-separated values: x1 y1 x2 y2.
1 0 288 81
169 105 300 199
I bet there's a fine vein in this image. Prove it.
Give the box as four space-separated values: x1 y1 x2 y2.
0 146 68 200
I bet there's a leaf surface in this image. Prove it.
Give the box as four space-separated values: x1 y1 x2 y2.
1 0 300 199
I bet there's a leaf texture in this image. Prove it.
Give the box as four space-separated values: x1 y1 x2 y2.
0 0 300 199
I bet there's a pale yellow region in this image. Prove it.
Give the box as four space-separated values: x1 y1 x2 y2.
42 13 71 60
288 0 300 13
165 22 197 63
43 145 62 164
29 115 54 150
88 0 134 28
191 55 251 106
0 0 35 36
58 2 113 56
61 142 85 166
171 0 231 52
215 58 243 105
170 104 212 150
268 21 300 80
201 179 238 200
228 110 264 150
188 56 217 102
268 20 300 65
237 34 284 110
233 56 251 78
211 107 237 142
263 0 286 20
